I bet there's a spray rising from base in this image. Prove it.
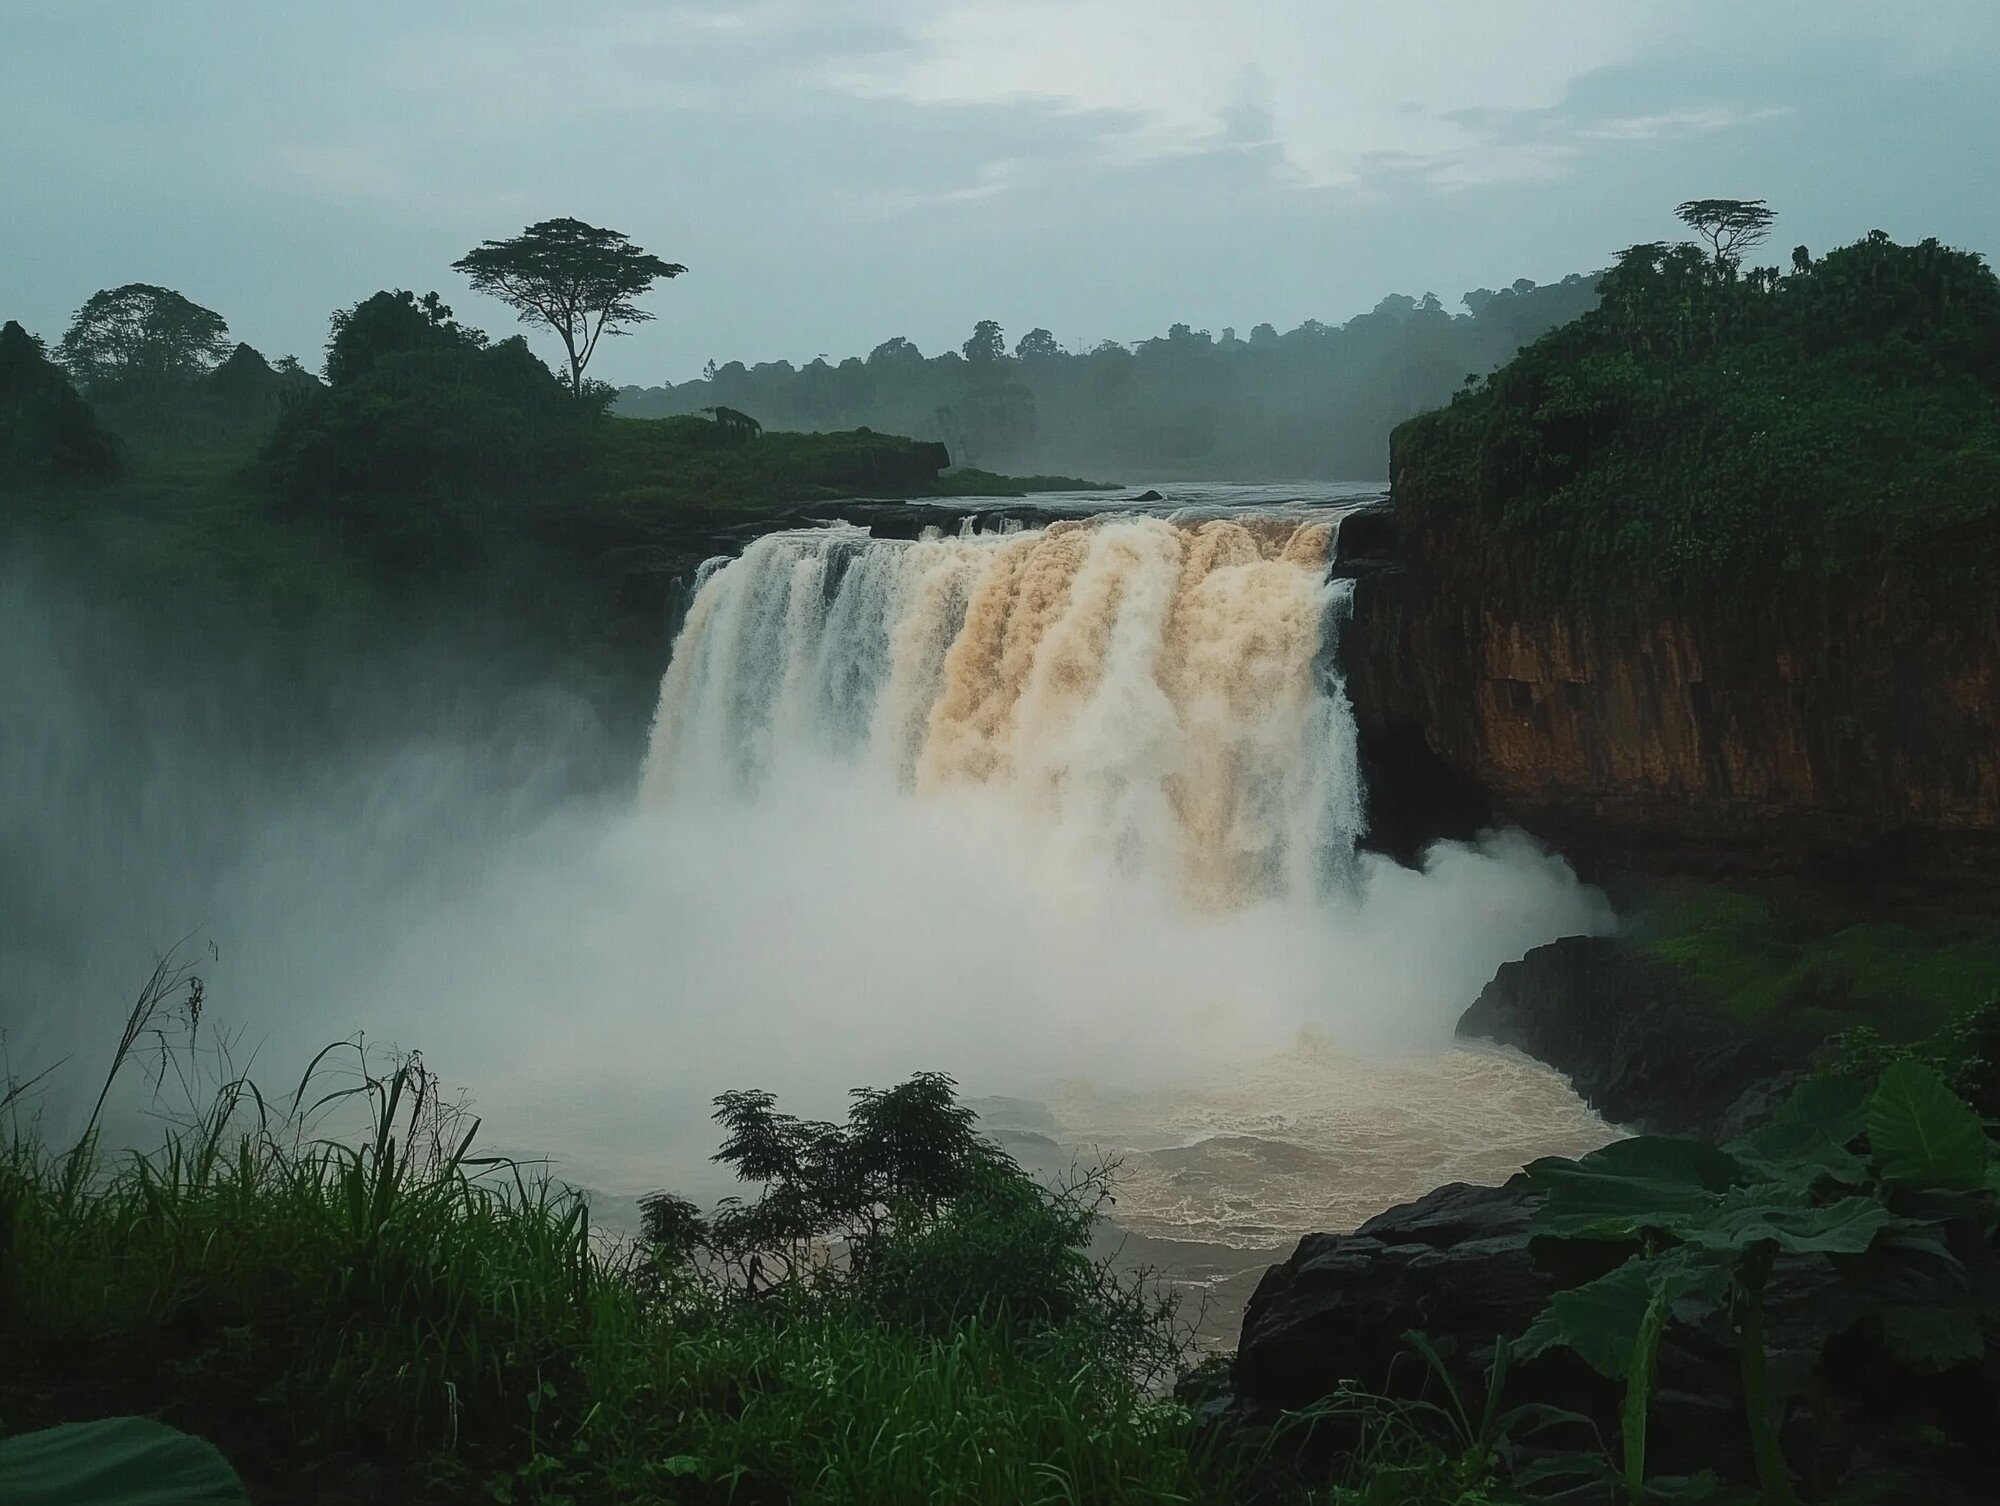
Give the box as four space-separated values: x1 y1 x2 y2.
4 510 1613 1242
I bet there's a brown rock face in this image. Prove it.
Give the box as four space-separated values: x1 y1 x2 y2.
1342 482 2000 886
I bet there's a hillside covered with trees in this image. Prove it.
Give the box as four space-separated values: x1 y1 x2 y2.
1394 227 2000 602
615 274 1602 480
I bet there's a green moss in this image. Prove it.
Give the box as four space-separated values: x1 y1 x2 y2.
1633 884 2000 1036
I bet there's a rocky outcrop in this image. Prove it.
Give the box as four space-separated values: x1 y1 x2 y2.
1333 505 1493 866
1231 1182 1570 1414
1339 466 2000 890
1457 936 1794 1139
1228 1179 1994 1501
1227 1181 1800 1482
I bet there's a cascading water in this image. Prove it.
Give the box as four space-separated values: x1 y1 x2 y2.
642 514 1363 911
2 496 1614 1299
626 504 1616 1266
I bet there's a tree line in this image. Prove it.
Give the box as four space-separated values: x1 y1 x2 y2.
0 219 685 488
617 275 1603 480
1396 201 2000 598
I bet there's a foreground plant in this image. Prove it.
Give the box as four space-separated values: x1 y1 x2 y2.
1519 1061 1999 1504
1 1004 1214 1504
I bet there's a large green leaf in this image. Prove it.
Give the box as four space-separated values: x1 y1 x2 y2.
1730 1076 1872 1186
0 1418 248 1506
1866 1061 1991 1192
1768 1074 1872 1145
1526 1136 1743 1239
1831 1229 1988 1370
1683 1192 1898 1256
1520 1251 1729 1379
1521 1256 1655 1377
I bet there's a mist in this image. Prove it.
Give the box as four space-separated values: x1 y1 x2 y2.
3 517 1610 1216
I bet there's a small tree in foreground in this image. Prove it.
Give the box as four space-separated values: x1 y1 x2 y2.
452 218 684 398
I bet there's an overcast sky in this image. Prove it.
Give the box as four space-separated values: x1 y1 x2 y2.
7 2 1997 386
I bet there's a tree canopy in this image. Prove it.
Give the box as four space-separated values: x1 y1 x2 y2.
451 218 684 397
55 284 231 393
325 289 483 387
1395 226 2000 599
262 291 588 573
0 319 119 484
961 318 1005 365
617 278 1604 476
1674 198 1777 267
1014 327 1061 362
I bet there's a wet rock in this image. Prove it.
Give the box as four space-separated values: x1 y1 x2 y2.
1232 1181 1566 1414
1224 1181 1939 1493
1328 500 1395 579
1337 466 2000 892
1456 935 1792 1139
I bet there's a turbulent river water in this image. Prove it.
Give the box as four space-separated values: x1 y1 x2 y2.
6 482 1614 1312
613 484 1614 1265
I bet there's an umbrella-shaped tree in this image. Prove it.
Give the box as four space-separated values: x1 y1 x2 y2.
452 218 685 398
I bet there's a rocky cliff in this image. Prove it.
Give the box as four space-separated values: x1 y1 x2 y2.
1456 935 1795 1139
1340 481 2000 888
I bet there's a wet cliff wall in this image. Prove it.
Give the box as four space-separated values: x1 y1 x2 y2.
1341 481 2000 887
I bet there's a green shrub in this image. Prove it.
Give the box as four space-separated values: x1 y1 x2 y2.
1522 1064 2000 1504
2 1001 1212 1504
1395 231 2000 604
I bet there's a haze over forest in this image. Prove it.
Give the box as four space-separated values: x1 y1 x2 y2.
8 6 2000 1504
9 2 1999 392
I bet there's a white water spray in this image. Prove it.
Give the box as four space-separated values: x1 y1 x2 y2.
642 514 1362 910
587 507 1614 1233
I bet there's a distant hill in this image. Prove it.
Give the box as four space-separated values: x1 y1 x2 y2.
1394 231 2000 599
616 276 1602 481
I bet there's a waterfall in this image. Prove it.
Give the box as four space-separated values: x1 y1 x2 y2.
641 512 1365 909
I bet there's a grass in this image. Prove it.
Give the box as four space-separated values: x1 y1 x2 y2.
0 990 1224 1504
1630 884 2000 1036
5 449 379 624
585 416 1108 517
0 968 1562 1505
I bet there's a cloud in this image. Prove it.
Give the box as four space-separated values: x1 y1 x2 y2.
827 0 1653 188
1580 104 1791 141
824 0 1985 195
834 157 1024 219
943 158 1018 202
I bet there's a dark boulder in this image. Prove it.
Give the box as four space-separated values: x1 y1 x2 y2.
1224 1180 1980 1496
1457 935 1794 1139
1232 1181 1573 1414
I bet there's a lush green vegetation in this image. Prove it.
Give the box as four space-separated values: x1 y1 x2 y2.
20 970 1821 1506
584 413 1105 521
2 984 1217 1504
1521 1060 2000 1504
2 283 1100 672
1631 885 2000 1038
1395 230 2000 600
0 321 118 487
615 278 1602 479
